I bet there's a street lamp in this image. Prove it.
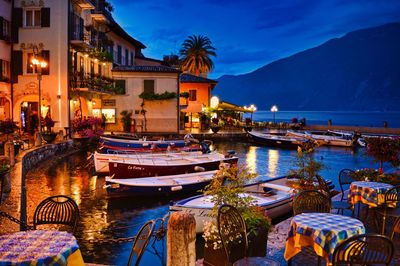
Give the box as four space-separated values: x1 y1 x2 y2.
248 104 257 122
31 50 47 144
271 105 278 124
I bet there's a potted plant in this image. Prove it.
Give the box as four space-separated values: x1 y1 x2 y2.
120 110 133 132
42 114 57 143
210 117 222 133
286 146 325 192
202 164 272 265
364 137 400 172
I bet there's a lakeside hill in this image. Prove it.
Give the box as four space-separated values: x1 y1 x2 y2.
215 23 400 111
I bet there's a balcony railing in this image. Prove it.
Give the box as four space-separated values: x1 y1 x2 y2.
70 72 115 94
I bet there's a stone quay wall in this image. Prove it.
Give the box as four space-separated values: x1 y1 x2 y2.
0 140 75 234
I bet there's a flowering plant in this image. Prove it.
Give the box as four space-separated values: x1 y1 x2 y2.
43 116 55 133
350 168 400 185
365 137 400 170
202 163 272 250
72 116 103 137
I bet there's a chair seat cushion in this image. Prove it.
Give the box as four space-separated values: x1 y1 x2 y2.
233 257 280 266
332 200 351 210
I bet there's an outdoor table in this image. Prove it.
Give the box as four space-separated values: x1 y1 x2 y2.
349 181 394 207
284 212 365 265
0 230 85 266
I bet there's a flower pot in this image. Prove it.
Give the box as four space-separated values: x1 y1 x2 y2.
247 225 268 257
210 126 220 133
42 132 57 144
203 243 228 266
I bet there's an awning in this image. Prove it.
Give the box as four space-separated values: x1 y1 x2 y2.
217 101 252 112
180 102 203 113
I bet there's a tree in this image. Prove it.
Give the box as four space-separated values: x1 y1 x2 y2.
179 35 216 76
162 54 180 68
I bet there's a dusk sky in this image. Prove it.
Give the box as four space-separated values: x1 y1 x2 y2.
109 0 400 79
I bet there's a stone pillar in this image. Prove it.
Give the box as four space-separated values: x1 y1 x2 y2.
4 142 14 166
167 212 196 266
34 131 42 147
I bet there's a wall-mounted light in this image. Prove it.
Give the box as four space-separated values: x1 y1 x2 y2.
94 58 98 63
73 99 77 105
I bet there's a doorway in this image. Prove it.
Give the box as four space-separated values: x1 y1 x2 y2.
20 101 38 134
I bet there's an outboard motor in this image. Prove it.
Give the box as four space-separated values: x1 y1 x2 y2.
200 141 211 154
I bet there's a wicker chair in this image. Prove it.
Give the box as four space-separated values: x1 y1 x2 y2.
33 195 79 233
315 175 353 215
337 169 355 202
217 204 279 266
293 190 331 216
332 233 394 266
127 220 155 266
391 217 400 240
375 185 400 235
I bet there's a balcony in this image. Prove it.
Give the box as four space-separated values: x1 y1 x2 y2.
72 0 95 10
70 72 115 94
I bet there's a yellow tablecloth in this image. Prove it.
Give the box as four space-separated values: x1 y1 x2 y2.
349 181 393 207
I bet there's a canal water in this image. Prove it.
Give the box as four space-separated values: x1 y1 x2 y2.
25 141 379 265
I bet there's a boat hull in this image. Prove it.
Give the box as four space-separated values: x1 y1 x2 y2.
100 136 187 150
109 157 238 179
105 170 217 197
248 132 304 149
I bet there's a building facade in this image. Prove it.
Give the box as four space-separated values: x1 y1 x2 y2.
7 0 180 134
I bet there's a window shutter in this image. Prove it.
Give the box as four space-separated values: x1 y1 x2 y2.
40 50 50 75
79 17 84 40
12 50 23 83
12 8 22 43
41 8 50 27
0 17 4 40
0 59 3 80
144 80 155 94
115 80 126 95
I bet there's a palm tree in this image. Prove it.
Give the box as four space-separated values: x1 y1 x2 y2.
179 35 216 76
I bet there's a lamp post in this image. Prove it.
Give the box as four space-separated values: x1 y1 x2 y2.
271 105 278 124
249 104 257 122
31 47 47 145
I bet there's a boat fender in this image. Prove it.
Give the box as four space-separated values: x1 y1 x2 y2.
171 186 183 191
194 166 206 172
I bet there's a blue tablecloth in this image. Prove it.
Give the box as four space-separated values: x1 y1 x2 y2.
0 230 80 266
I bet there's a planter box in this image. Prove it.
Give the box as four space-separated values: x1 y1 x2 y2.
42 132 57 144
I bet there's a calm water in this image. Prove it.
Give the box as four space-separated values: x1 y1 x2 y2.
251 111 400 128
25 141 381 265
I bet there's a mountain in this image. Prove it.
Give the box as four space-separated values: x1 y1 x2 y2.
215 23 400 111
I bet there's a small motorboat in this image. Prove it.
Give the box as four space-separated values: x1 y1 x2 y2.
170 176 294 233
287 130 355 147
104 170 218 197
108 151 238 179
93 150 205 174
247 131 308 149
100 136 187 150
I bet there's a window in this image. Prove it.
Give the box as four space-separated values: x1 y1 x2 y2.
0 60 11 81
130 52 134 66
114 79 126 95
93 108 115 123
0 17 11 41
125 49 129 65
117 45 122 64
189 89 197 101
143 80 154 94
25 9 41 27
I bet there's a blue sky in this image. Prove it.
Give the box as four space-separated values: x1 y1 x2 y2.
109 0 400 79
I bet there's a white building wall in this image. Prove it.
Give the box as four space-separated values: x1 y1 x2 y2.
13 0 69 132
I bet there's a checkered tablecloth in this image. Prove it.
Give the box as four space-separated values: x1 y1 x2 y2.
0 230 80 266
349 181 393 207
284 213 365 263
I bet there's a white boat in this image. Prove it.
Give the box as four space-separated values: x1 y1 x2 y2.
248 131 308 149
93 150 205 174
104 170 218 197
170 176 294 233
287 130 355 147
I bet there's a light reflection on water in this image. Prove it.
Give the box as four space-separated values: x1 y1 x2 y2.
24 141 377 265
